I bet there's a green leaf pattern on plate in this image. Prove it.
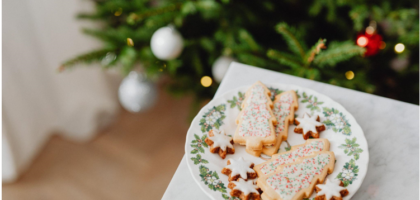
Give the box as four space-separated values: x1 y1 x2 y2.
339 137 363 160
199 165 227 193
336 159 359 187
199 104 226 132
227 92 245 111
301 92 323 112
322 107 352 135
190 134 208 154
191 154 209 165
268 87 283 101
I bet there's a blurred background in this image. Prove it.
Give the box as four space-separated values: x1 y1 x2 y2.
2 0 418 199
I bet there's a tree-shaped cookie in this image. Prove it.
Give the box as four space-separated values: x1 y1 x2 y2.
205 129 235 159
294 113 326 140
257 151 335 200
314 178 349 200
254 139 330 178
228 179 261 200
247 90 299 157
222 157 258 182
234 81 277 151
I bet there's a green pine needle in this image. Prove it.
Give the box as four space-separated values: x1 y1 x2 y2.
313 41 366 68
305 38 326 65
60 49 113 70
275 22 306 59
267 49 304 69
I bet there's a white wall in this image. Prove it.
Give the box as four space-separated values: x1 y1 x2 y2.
3 0 120 182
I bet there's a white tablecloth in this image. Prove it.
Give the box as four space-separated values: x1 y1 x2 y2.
162 62 419 199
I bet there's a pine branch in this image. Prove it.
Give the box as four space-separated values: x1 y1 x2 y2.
267 49 304 69
119 46 137 75
129 3 182 24
313 41 365 68
77 13 102 20
59 49 113 71
275 22 306 59
237 52 270 67
238 29 260 51
82 28 120 43
306 39 326 64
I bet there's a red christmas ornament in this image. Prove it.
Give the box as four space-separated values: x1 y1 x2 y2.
356 32 383 57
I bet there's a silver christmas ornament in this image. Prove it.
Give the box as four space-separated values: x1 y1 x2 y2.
150 25 184 60
212 56 236 83
390 57 409 72
118 71 158 112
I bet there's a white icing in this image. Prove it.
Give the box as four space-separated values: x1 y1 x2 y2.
208 129 233 151
295 113 324 134
266 153 332 200
231 179 259 195
226 157 255 179
238 84 274 137
317 178 346 200
245 84 269 105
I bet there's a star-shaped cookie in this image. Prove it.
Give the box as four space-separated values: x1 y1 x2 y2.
315 178 349 200
205 129 235 159
222 157 257 181
228 179 261 200
294 113 325 140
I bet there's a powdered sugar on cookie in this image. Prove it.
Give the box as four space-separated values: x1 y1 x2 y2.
316 179 347 200
294 113 326 139
295 113 324 134
208 129 233 151
231 179 259 195
225 157 255 180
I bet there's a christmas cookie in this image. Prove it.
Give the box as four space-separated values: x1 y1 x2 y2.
247 90 299 157
314 178 349 200
254 139 330 178
257 151 335 200
234 81 277 151
205 129 235 159
228 179 261 200
294 113 326 140
222 157 257 182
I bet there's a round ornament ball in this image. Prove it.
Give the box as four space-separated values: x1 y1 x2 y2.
118 71 158 113
356 32 382 57
151 26 184 60
212 56 236 83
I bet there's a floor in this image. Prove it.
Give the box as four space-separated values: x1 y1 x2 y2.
3 87 195 200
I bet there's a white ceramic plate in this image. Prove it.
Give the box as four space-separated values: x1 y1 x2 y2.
185 83 369 200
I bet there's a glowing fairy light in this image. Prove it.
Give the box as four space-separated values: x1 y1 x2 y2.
201 76 212 87
345 71 355 80
379 41 386 49
394 43 405 53
127 38 134 46
114 8 123 16
357 36 368 47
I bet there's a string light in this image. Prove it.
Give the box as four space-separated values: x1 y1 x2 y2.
127 38 134 46
379 41 386 49
365 26 375 35
345 71 355 80
356 36 368 47
114 8 123 16
394 43 405 53
201 76 212 87
365 21 377 35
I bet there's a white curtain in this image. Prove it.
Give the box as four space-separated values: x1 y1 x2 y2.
2 0 120 182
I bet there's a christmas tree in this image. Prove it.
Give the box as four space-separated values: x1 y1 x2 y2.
61 0 419 108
